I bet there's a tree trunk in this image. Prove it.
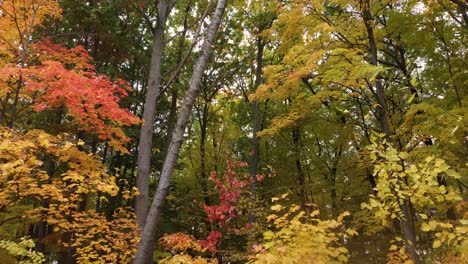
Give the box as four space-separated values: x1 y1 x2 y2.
199 102 210 205
135 0 175 228
361 1 391 142
164 87 178 155
248 38 264 224
35 160 55 253
163 5 191 156
135 2 175 263
133 0 227 262
292 127 307 208
361 0 418 262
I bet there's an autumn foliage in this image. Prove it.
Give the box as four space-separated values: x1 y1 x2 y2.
0 128 140 263
0 40 140 151
248 194 355 264
159 161 253 261
0 0 140 262
1 0 467 263
29 41 139 149
202 161 251 228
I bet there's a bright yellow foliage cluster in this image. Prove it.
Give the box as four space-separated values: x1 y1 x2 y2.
0 128 118 208
361 142 467 262
161 254 218 264
249 196 355 264
0 128 139 263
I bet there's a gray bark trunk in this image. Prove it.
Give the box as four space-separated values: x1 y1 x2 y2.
135 0 175 229
135 2 175 262
133 0 227 262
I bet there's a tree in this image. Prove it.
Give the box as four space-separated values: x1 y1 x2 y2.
0 129 139 264
1 0 466 263
362 141 466 263
135 0 175 230
0 1 141 263
0 0 61 128
134 0 228 262
158 161 253 262
250 0 466 262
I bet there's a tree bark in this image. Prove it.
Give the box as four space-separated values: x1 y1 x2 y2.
361 1 391 142
163 3 192 156
135 0 175 229
164 87 178 154
292 127 307 208
135 2 175 263
133 0 227 262
35 160 55 253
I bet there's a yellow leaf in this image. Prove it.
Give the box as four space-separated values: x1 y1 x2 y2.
289 205 300 213
264 231 274 240
433 240 441 248
309 210 320 217
271 205 283 212
421 223 431 232
266 214 277 221
345 228 358 236
39 138 50 147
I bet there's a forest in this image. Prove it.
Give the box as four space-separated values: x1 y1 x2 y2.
0 0 466 263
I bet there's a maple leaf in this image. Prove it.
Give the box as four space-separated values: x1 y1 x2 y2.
22 42 141 151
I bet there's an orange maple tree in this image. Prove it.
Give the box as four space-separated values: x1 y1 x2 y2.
0 1 139 150
0 0 140 263
26 40 140 150
0 40 140 151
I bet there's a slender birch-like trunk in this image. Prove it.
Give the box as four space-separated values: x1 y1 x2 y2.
134 0 227 262
135 0 175 228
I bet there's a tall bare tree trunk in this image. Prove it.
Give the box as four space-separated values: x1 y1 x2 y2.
135 2 174 263
135 0 174 228
134 0 227 262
